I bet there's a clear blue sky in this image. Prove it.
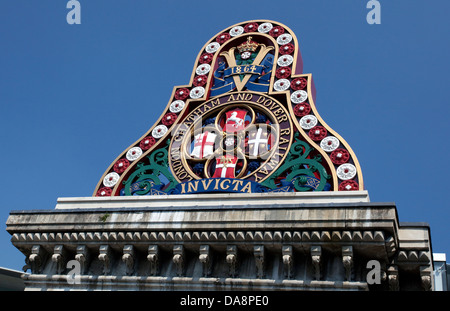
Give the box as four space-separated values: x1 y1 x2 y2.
1 1 449 271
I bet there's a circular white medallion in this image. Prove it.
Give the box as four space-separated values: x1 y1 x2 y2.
190 86 205 99
196 64 211 75
320 136 340 152
277 55 293 67
229 26 244 37
277 34 293 45
299 115 318 130
274 79 290 91
152 125 168 139
206 42 220 53
241 51 252 60
258 22 273 33
291 90 308 103
336 163 357 180
126 146 143 161
103 172 120 187
169 100 185 113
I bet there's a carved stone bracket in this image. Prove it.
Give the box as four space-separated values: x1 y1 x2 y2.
387 265 399 291
254 245 265 279
29 245 46 274
122 245 135 276
147 245 159 276
98 245 113 275
420 266 432 291
173 245 185 277
342 246 353 281
311 245 321 281
75 245 90 275
51 245 68 274
199 245 212 277
282 245 293 279
226 245 238 277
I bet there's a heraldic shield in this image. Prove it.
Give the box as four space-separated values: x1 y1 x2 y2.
94 20 363 197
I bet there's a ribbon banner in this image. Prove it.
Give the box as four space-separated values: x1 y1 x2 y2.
121 175 328 196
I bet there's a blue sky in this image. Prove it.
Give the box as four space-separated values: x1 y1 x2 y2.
0 0 449 271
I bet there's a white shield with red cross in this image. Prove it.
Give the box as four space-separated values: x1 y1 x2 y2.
190 131 217 159
224 109 247 132
212 156 238 178
248 127 270 157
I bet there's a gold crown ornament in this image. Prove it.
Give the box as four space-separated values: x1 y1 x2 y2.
237 37 259 53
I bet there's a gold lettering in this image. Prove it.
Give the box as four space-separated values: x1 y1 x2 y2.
273 108 284 116
256 95 266 103
232 179 243 191
227 94 235 102
236 93 245 101
180 182 186 194
245 93 253 101
214 178 220 190
241 181 252 193
188 180 199 192
220 179 231 190
277 114 288 122
280 128 291 136
201 179 213 190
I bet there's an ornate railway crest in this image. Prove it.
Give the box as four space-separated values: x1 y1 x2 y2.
94 20 363 197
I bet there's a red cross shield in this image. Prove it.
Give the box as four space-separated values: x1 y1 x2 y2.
190 131 217 159
212 155 238 178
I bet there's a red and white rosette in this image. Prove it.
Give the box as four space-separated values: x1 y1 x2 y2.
258 22 273 33
190 86 205 99
229 26 244 37
277 34 292 45
291 90 308 103
169 100 185 113
269 26 285 38
299 114 318 130
291 77 307 90
162 112 177 126
199 53 213 64
174 88 189 100
126 146 143 161
193 75 208 87
274 79 290 91
244 22 259 33
293 103 311 117
336 163 357 180
277 54 293 67
320 136 340 152
152 125 168 139
139 136 156 150
206 42 220 53
216 32 231 44
330 148 350 165
275 66 291 79
103 172 120 188
280 43 294 55
196 64 211 75
97 187 112 197
308 126 327 141
113 158 130 174
339 180 359 191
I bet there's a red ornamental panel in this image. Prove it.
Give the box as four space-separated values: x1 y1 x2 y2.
330 148 350 165
308 126 327 141
339 180 359 191
113 158 130 174
293 103 311 117
139 136 156 150
212 156 238 178
162 112 177 126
